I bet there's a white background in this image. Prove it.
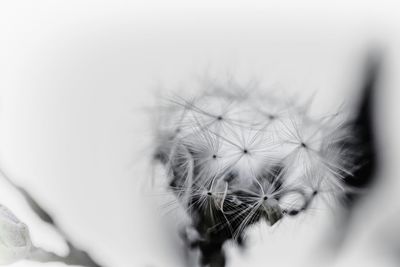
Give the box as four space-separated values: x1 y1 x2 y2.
1 1 400 267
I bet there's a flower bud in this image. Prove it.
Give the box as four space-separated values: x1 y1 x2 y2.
0 205 32 265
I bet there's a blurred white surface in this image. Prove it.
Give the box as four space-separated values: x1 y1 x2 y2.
0 1 399 267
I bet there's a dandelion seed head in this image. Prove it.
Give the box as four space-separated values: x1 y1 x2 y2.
153 79 357 243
